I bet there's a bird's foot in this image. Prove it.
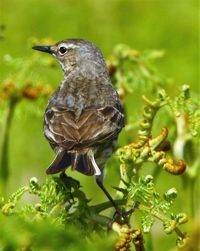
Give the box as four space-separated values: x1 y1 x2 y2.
108 201 139 229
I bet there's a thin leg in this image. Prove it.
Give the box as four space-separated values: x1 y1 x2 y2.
96 176 139 223
96 177 123 215
124 201 139 216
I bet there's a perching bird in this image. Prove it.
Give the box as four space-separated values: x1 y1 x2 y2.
32 39 125 213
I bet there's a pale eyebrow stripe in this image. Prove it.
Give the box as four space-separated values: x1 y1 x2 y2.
59 43 79 49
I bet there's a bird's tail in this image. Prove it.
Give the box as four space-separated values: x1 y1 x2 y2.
46 149 71 174
71 150 101 176
46 149 101 176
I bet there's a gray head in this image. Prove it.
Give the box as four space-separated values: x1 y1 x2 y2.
32 39 108 76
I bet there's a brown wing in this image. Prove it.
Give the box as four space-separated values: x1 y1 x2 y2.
44 106 124 150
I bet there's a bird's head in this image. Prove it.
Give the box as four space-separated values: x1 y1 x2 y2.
32 39 106 76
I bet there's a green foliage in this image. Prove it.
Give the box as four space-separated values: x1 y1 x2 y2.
0 176 114 250
0 42 199 250
0 215 114 251
0 174 188 250
0 39 55 194
0 1 198 249
108 44 167 96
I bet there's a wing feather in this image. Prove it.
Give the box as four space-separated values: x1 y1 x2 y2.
44 105 124 150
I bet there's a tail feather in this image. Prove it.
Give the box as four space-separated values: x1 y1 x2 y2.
71 150 101 176
46 149 101 176
46 150 71 174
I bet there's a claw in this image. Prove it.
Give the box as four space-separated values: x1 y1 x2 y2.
108 201 139 230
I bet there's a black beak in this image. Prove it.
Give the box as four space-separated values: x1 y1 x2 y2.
32 45 53 54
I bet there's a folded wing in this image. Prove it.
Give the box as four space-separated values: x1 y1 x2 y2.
44 105 124 150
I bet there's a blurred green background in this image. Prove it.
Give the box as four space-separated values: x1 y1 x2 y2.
1 0 198 86
0 0 198 249
0 0 198 196
0 0 198 201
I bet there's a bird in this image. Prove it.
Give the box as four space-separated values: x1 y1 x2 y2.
32 39 125 215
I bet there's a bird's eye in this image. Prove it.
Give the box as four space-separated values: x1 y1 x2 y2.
59 46 67 54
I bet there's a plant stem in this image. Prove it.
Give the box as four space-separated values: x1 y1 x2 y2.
189 178 196 219
48 202 64 217
138 204 169 222
133 229 146 251
0 98 18 196
138 204 186 240
90 199 126 214
151 166 161 183
145 233 154 251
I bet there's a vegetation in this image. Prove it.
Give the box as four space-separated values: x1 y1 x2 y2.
0 1 198 250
